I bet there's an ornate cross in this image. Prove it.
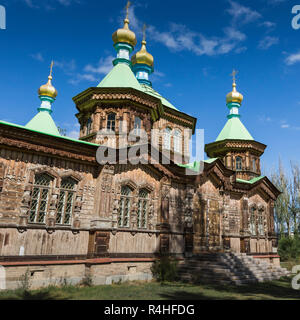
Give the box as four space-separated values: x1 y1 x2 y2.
143 23 147 41
49 60 54 78
125 1 131 19
230 69 238 83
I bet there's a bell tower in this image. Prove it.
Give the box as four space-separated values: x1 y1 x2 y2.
205 71 266 181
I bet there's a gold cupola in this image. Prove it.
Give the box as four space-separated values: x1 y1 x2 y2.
131 39 154 67
112 1 137 48
226 70 243 105
38 61 58 99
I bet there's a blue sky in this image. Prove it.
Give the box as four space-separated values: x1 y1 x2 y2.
0 0 299 173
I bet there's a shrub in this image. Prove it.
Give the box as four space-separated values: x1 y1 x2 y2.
19 269 31 292
278 236 300 261
151 255 178 282
81 274 93 287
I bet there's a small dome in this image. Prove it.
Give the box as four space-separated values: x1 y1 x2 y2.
131 40 154 67
112 18 137 47
38 75 57 99
226 82 243 105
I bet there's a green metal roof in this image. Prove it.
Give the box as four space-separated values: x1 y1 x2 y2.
204 158 218 164
97 63 143 91
236 176 265 184
97 62 179 111
178 161 201 172
140 84 178 111
216 117 254 142
25 110 60 136
0 120 99 147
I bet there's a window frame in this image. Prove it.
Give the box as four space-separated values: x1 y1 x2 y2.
118 185 132 228
56 177 77 226
86 118 92 135
137 189 149 229
163 127 172 150
249 207 257 236
133 116 142 136
236 156 242 171
258 209 264 236
107 113 116 132
29 174 52 224
173 129 182 153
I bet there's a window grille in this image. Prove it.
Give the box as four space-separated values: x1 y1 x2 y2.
137 189 149 229
107 113 116 132
236 157 242 171
164 128 171 150
258 211 264 235
118 186 132 227
134 117 142 136
29 174 52 223
56 178 76 225
86 118 92 135
173 129 182 153
250 207 256 235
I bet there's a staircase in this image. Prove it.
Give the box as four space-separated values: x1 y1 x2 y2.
177 252 290 285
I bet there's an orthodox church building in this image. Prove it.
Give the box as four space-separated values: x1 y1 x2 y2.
0 4 281 288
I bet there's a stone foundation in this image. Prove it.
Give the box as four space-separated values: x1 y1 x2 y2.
0 259 154 290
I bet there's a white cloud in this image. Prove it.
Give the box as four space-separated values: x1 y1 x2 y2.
23 0 80 9
224 27 246 41
67 129 80 139
227 0 261 25
285 51 300 65
84 56 114 75
260 21 276 29
30 52 44 62
281 124 290 129
259 115 272 123
125 4 247 57
258 36 279 50
54 59 76 75
66 55 114 86
235 46 247 54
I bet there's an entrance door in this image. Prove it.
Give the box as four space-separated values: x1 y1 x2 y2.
88 231 110 258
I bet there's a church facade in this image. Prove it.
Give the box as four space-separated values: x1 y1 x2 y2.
0 5 281 289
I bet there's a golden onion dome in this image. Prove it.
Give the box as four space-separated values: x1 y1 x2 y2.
131 40 154 67
226 81 243 105
38 75 58 99
112 18 137 47
38 61 57 99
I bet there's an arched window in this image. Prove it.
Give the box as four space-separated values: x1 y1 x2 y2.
137 189 149 229
258 210 264 235
86 118 92 135
56 178 77 225
250 207 256 236
107 113 116 132
163 127 171 150
236 157 242 171
118 186 132 227
173 129 182 153
134 117 142 135
29 174 52 223
252 158 256 172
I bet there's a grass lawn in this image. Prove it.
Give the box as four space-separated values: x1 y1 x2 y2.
0 277 299 300
281 258 300 272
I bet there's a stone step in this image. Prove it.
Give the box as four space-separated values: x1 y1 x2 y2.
178 253 285 286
